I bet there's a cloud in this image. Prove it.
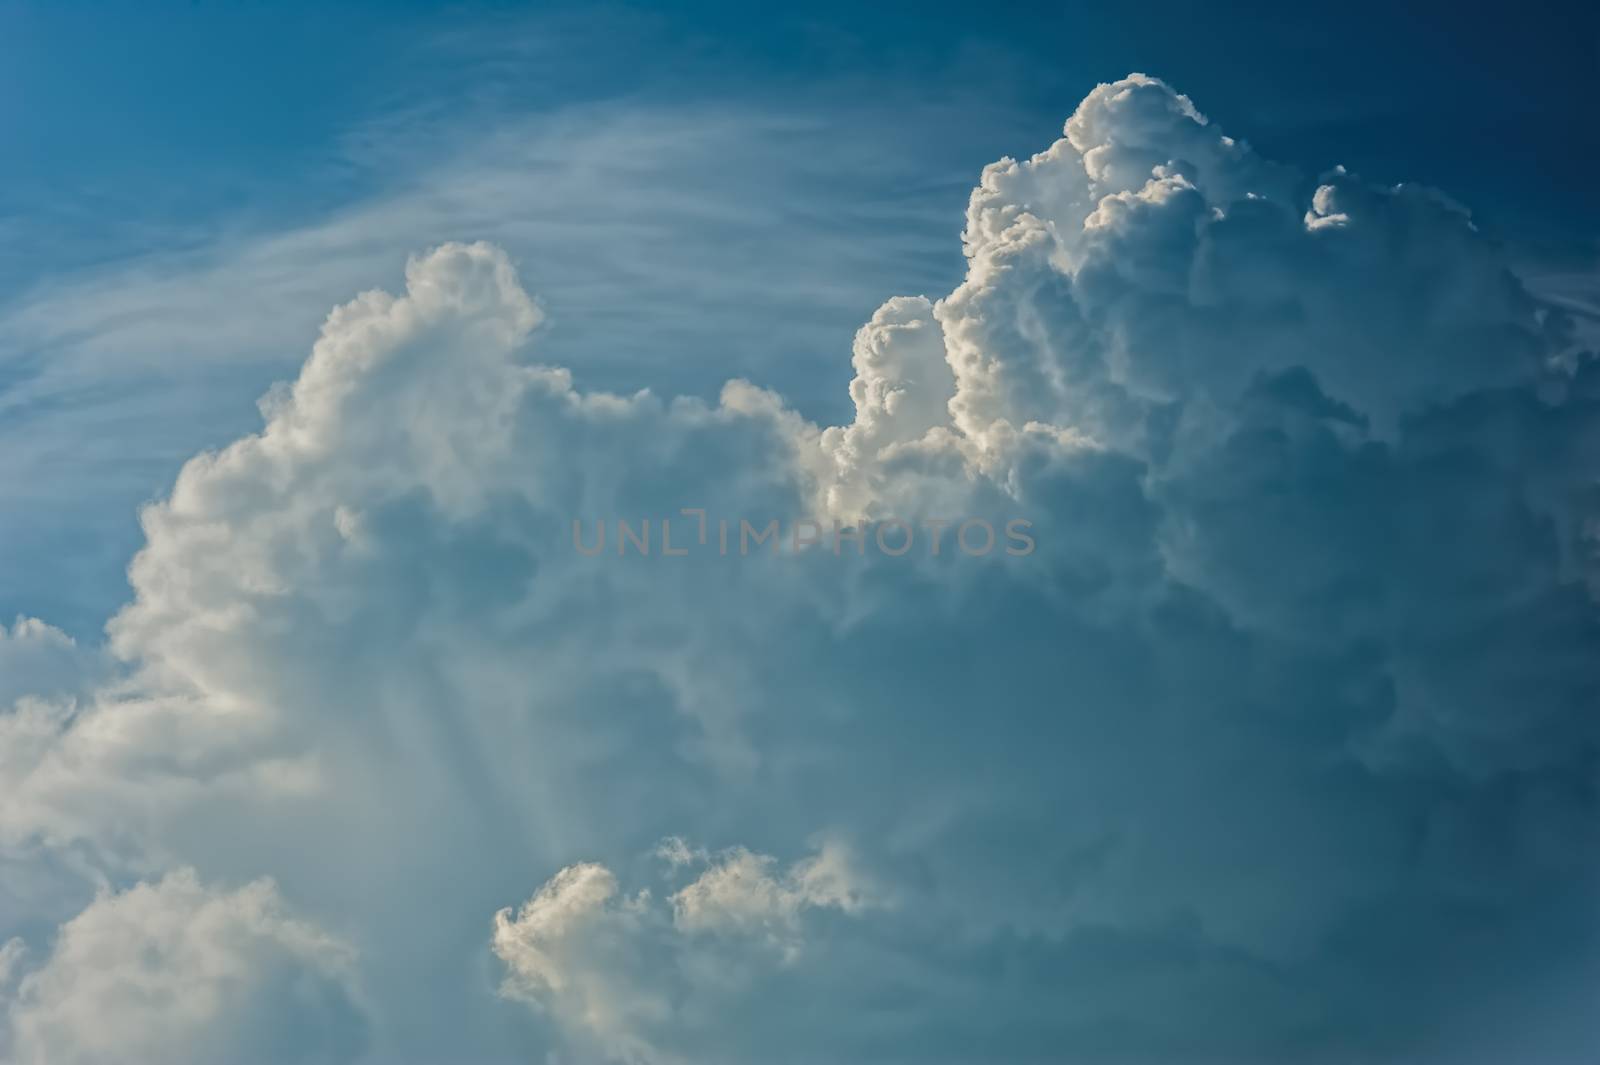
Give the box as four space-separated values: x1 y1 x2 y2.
491 861 665 1064
4 870 366 1065
670 840 883 952
493 840 881 1063
0 939 24 990
1 73 1598 1064
0 94 972 637
0 619 97 707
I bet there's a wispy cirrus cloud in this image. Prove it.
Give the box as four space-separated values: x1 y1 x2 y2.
0 89 990 636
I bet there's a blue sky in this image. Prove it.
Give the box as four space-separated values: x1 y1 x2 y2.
2 5 1600 1064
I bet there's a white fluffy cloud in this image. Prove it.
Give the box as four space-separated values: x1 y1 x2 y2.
1 73 1597 1064
492 840 882 1063
4 870 365 1065
0 619 96 708
492 861 663 1064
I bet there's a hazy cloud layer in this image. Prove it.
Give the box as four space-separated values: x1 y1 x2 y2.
1 75 1597 1063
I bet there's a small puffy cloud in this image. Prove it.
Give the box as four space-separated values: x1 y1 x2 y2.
4 869 366 1065
492 861 630 1001
494 841 881 1062
652 836 704 869
0 618 95 707
492 862 669 1065
0 938 24 988
672 841 882 953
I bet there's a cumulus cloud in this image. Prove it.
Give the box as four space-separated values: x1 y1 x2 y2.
670 841 883 951
0 618 96 707
0 73 1597 1064
0 939 24 990
493 840 880 1063
4 870 366 1065
492 861 664 1064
